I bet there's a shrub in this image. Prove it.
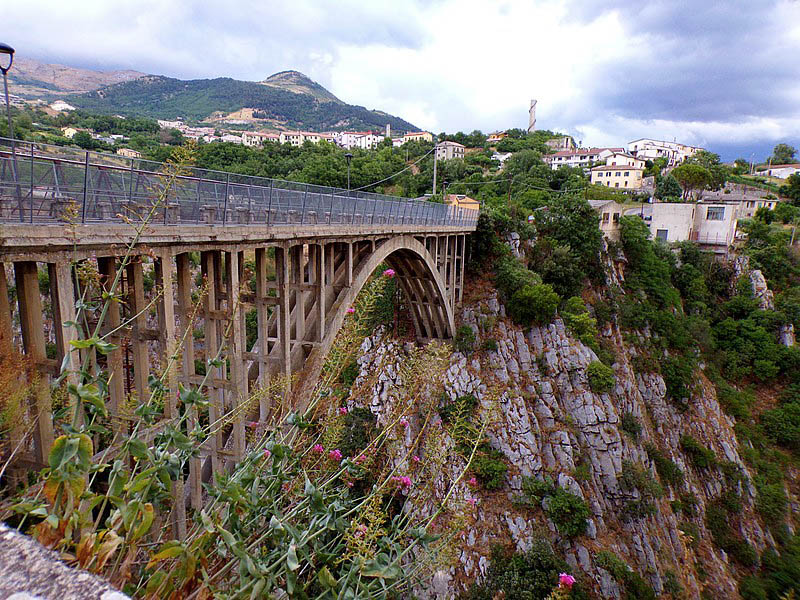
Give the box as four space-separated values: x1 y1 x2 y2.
761 401 800 451
338 407 377 459
455 325 476 353
519 476 556 505
545 488 591 538
594 551 656 600
587 361 615 393
562 296 599 344
507 283 560 326
705 499 758 567
755 481 788 522
663 355 696 409
620 412 642 439
753 359 779 381
464 540 588 600
680 435 717 469
618 461 663 521
439 394 479 424
472 446 508 490
339 360 360 387
630 353 660 374
495 255 540 300
738 576 768 600
643 442 684 488
482 338 498 351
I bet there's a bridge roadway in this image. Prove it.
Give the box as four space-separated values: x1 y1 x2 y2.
0 138 477 521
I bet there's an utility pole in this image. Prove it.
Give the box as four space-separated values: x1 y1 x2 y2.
432 137 438 196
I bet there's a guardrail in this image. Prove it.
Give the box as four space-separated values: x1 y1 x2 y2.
0 137 479 228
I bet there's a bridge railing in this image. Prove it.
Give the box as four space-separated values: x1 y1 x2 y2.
0 137 478 228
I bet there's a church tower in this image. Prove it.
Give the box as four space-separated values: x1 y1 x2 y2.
528 99 537 133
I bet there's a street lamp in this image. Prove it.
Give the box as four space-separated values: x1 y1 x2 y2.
344 152 353 196
0 42 22 222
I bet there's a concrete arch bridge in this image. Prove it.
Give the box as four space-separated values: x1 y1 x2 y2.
0 139 477 516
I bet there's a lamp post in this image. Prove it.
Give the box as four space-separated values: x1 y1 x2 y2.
344 152 353 196
0 42 22 222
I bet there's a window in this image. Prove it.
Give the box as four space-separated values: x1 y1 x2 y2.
624 171 629 176
706 207 725 220
656 229 669 240
613 213 620 223
602 212 609 223
615 172 621 177
615 182 619 188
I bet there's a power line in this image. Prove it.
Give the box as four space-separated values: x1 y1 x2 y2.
349 145 435 192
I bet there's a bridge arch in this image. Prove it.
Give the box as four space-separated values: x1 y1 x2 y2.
293 234 456 402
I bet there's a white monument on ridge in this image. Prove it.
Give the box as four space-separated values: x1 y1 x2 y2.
528 99 537 133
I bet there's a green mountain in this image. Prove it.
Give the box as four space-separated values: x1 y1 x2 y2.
67 70 417 132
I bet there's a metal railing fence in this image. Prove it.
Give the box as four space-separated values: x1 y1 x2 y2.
0 137 478 228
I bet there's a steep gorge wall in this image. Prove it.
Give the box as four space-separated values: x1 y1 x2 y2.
349 284 779 599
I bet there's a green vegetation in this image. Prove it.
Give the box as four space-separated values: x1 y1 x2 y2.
587 361 615 393
464 541 587 600
69 74 416 129
620 412 643 439
517 477 591 538
471 445 509 491
594 551 656 600
643 442 684 488
618 461 664 521
455 325 477 353
680 434 717 469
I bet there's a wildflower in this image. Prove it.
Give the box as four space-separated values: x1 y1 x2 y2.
467 476 478 487
338 406 348 415
559 573 576 589
383 268 396 278
466 497 478 507
246 421 258 429
391 475 412 489
355 454 366 464
355 524 368 537
263 449 271 460
312 444 325 454
399 417 409 429
347 307 355 314
329 449 343 461
345 480 354 488
412 455 421 463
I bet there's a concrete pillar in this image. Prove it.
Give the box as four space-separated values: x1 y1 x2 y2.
14 261 53 464
0 264 13 350
228 250 246 463
155 251 178 419
201 250 223 475
126 259 149 405
97 257 125 422
255 247 270 419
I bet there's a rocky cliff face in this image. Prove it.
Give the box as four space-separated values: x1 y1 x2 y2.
348 283 779 599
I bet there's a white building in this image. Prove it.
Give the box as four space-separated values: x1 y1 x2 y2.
49 100 76 112
436 141 465 161
353 132 384 150
157 119 183 129
648 201 738 252
220 133 244 144
544 147 624 171
242 131 280 147
627 138 702 166
603 152 646 169
755 164 800 179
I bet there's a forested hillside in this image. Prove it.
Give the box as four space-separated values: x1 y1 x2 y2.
68 73 417 131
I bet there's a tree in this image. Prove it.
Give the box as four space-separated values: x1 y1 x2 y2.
771 143 798 165
671 163 712 200
72 130 95 150
654 174 683 201
733 158 750 175
779 173 800 204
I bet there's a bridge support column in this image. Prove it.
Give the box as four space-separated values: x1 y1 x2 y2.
14 261 54 465
254 247 271 419
201 250 223 474
276 245 292 397
0 264 13 350
126 258 150 407
98 257 125 425
227 250 246 463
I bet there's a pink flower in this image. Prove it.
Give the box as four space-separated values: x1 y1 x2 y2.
391 475 412 489
329 449 343 461
559 573 576 589
383 268 396 278
399 417 409 429
338 406 348 415
345 480 354 487
355 454 366 464
246 421 258 429
412 455 421 463
467 477 478 487
263 449 271 459
466 497 478 507
312 444 325 454
347 307 355 314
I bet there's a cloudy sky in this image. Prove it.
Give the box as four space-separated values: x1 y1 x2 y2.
6 0 800 160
